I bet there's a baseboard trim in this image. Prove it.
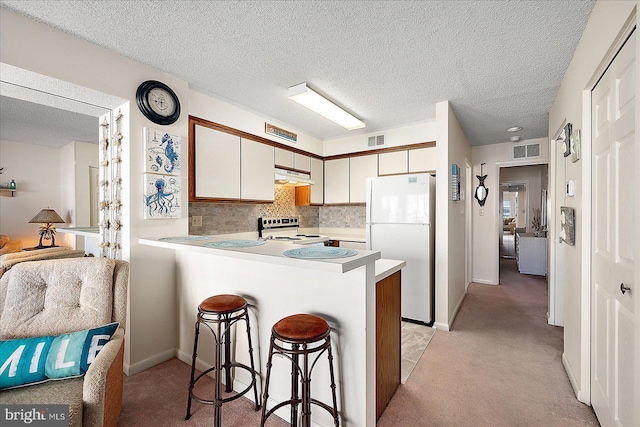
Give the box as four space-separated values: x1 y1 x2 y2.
472 278 498 285
124 348 176 376
447 290 467 330
433 322 450 331
562 352 584 403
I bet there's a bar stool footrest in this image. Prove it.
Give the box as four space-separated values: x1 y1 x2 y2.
189 362 260 407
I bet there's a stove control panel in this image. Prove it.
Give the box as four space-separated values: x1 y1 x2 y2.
258 217 299 231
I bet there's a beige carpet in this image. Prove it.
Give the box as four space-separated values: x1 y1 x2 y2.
377 259 599 427
119 259 599 426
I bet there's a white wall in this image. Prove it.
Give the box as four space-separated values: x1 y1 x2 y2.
471 138 549 285
189 89 324 156
1 8 188 374
323 120 436 156
434 101 472 330
0 140 63 247
546 0 638 404
59 140 99 250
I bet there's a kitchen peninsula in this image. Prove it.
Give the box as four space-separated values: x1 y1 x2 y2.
139 235 403 426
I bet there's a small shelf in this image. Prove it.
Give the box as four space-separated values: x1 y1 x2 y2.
0 188 17 197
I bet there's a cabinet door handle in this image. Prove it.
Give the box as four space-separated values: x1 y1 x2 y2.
620 283 631 295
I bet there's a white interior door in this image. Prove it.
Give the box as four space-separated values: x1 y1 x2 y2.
591 31 635 427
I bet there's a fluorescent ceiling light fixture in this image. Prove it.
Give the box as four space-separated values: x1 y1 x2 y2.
510 136 521 142
288 83 365 130
507 126 523 132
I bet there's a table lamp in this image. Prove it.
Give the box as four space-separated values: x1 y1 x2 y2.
29 208 65 249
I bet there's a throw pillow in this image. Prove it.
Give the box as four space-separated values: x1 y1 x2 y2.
0 322 119 390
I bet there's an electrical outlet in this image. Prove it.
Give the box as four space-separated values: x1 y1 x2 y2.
192 215 202 227
345 215 350 223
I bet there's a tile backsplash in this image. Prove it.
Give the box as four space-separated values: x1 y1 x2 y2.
319 205 366 228
189 185 365 235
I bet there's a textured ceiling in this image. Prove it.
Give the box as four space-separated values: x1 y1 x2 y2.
0 1 595 145
0 95 99 147
0 63 126 148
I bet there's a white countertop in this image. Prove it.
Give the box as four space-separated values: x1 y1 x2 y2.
375 259 406 282
57 227 99 237
139 235 380 274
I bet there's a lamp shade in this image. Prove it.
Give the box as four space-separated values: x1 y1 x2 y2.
29 208 65 224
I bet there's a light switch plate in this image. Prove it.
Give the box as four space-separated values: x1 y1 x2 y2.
192 215 202 226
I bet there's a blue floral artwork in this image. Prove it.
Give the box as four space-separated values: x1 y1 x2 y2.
144 127 181 175
143 173 181 219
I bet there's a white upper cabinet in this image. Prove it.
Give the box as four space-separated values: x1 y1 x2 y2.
324 158 350 204
195 125 240 199
294 153 311 172
409 147 436 172
241 138 275 201
349 155 378 203
274 147 294 169
378 151 408 175
310 157 324 204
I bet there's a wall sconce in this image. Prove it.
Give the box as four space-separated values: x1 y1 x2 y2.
474 163 489 206
28 208 65 248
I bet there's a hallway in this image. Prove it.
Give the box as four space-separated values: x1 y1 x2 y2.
377 258 599 426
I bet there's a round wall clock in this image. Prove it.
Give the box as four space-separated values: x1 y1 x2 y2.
136 80 181 125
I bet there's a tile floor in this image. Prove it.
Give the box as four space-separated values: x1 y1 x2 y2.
400 321 435 383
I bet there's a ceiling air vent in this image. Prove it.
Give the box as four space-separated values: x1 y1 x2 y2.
367 134 385 147
512 143 540 159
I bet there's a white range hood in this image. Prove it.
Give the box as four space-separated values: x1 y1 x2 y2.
274 168 314 187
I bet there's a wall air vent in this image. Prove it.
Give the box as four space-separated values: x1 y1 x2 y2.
526 143 540 157
512 143 540 159
367 134 385 147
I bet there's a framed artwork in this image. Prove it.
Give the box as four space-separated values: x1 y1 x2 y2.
570 129 581 163
143 173 181 219
561 123 572 157
560 206 575 246
144 127 181 175
451 164 460 201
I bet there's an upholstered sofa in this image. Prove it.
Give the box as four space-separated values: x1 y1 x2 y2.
0 235 22 256
0 257 129 427
0 246 85 278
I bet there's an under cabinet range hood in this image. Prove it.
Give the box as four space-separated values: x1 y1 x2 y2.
274 168 314 186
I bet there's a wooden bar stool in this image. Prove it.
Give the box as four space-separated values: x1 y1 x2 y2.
260 314 339 427
186 294 260 426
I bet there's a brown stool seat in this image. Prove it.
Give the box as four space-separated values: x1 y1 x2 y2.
261 313 339 426
199 294 246 314
273 313 329 341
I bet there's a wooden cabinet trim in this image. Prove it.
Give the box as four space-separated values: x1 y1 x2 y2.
190 116 323 159
324 141 436 161
376 270 401 420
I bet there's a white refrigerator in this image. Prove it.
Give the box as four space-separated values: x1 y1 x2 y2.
366 174 436 324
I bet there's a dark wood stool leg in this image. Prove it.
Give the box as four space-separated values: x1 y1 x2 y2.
260 337 276 427
301 342 311 427
214 319 223 427
326 337 340 427
244 309 261 410
185 318 201 420
223 314 233 393
291 343 300 427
